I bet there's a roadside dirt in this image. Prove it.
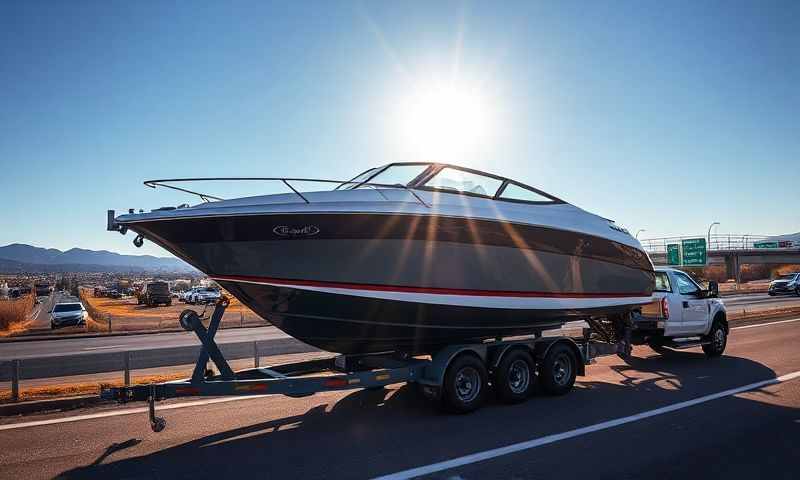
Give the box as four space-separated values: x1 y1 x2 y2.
80 289 266 332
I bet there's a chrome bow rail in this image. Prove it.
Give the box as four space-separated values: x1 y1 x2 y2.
142 177 430 207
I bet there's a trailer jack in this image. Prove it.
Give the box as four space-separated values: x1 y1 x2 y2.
148 385 166 433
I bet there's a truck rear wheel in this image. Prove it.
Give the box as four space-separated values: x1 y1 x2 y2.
494 349 535 404
702 320 727 358
539 343 577 396
442 354 488 413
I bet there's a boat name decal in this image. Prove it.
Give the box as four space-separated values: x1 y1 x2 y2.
273 225 320 238
608 223 630 235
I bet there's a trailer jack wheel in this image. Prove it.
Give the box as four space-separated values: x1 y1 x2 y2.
148 386 166 433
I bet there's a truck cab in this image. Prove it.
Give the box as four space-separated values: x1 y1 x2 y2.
634 267 728 357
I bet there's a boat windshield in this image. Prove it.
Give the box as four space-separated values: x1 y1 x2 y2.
422 166 503 197
341 164 430 190
334 167 380 190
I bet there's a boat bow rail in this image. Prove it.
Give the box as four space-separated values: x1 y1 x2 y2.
141 177 432 207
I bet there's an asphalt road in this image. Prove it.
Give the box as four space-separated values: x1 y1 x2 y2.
3 292 799 362
26 291 59 330
0 317 798 479
723 292 800 308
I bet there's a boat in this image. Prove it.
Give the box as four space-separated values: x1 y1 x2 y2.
108 162 655 354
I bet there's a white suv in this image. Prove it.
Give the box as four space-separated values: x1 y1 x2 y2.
188 287 221 304
50 302 88 329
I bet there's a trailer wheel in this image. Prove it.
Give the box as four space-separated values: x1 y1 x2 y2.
702 320 727 358
494 349 535 404
442 354 488 413
539 343 577 396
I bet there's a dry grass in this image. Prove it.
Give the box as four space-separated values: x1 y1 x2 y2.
78 287 266 333
0 294 33 334
0 373 186 403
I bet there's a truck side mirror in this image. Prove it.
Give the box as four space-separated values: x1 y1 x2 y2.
707 281 719 298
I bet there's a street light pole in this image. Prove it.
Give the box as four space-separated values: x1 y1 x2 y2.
635 229 646 239
707 222 720 249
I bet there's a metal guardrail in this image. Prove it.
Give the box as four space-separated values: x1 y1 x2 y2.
641 235 772 254
0 338 316 402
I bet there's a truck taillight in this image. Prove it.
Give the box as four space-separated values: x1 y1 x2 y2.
661 297 669 319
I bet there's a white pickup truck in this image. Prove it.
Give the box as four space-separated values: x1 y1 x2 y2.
632 267 729 357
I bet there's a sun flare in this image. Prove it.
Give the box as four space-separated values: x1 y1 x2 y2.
397 80 495 161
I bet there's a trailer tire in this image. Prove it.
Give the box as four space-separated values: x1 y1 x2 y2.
441 354 488 413
702 319 727 358
539 343 577 396
494 349 535 404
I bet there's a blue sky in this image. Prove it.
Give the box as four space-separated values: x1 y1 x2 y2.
1 1 797 257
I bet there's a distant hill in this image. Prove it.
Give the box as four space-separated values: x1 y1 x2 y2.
0 244 195 273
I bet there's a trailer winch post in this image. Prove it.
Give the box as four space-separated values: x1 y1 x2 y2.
183 297 235 382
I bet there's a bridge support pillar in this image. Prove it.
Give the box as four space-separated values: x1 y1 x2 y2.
724 254 742 283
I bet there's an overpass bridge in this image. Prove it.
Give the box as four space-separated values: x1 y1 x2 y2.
641 235 800 282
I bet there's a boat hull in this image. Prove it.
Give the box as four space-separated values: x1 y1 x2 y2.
218 279 644 354
123 211 655 353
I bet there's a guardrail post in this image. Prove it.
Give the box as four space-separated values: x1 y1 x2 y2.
107 314 112 333
253 341 259 368
11 360 20 402
123 351 131 386
240 312 244 328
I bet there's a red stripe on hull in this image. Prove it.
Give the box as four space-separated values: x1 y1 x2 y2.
212 274 651 299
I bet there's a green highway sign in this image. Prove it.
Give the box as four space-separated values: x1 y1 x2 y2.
666 244 681 265
681 238 707 266
753 241 778 249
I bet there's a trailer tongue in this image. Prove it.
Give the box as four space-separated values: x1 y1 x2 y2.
102 297 642 432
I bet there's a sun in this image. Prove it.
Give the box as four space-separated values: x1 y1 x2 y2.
397 80 494 161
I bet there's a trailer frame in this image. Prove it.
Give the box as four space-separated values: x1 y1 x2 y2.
101 297 634 432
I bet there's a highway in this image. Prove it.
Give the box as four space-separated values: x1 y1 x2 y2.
723 292 800 309
3 291 799 361
0 317 798 479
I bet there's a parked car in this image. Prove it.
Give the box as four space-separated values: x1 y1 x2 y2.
137 281 172 306
768 273 800 296
187 287 221 305
50 302 87 329
179 288 197 303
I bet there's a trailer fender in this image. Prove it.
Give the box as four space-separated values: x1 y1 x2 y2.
422 344 488 386
533 338 585 377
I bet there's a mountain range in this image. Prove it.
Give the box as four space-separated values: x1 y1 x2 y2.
0 244 195 273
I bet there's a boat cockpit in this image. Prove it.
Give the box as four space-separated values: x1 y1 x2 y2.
338 162 565 205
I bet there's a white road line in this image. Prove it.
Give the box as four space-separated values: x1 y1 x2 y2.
0 395 269 431
81 345 125 351
732 317 800 330
372 370 800 480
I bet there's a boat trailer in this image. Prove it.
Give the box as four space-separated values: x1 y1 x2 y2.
101 297 634 432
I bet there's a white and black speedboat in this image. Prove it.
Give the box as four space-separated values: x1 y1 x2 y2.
108 163 655 354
